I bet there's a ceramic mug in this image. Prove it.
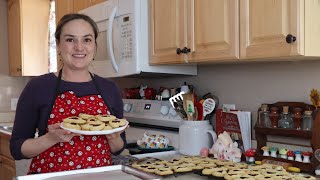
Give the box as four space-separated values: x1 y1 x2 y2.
179 120 217 156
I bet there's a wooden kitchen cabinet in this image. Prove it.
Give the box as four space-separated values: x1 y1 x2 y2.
7 0 50 76
55 0 106 23
150 0 320 65
0 133 16 180
149 0 239 65
55 0 74 23
239 0 320 59
73 0 106 12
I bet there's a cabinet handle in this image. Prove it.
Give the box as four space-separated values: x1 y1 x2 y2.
181 47 191 54
176 48 182 54
286 34 296 44
16 68 21 72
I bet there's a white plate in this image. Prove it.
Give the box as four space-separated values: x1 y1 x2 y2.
60 122 129 135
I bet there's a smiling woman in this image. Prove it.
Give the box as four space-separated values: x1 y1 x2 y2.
10 13 127 175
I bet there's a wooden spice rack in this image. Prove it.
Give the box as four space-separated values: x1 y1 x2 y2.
254 102 319 173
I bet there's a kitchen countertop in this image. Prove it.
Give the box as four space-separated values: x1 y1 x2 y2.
0 122 13 135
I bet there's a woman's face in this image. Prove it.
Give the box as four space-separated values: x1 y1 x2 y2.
57 19 96 71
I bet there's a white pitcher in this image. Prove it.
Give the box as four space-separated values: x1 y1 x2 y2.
179 120 217 156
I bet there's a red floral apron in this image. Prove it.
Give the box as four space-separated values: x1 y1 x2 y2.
28 90 112 174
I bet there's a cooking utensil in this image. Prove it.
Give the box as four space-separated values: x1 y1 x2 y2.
202 98 215 120
169 92 185 108
182 93 195 120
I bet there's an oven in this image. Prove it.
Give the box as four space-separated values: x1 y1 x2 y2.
123 99 181 155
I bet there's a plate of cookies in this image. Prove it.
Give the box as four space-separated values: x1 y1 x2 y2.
60 113 129 135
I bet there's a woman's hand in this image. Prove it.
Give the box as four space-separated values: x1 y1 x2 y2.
46 123 79 143
106 125 129 153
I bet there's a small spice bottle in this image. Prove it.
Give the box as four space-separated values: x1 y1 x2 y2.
292 107 303 130
302 110 313 131
270 107 280 128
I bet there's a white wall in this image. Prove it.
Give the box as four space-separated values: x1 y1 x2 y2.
112 60 320 150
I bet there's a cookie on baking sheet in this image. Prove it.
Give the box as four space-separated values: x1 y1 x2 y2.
232 174 256 180
154 167 174 176
165 159 182 166
142 166 158 173
96 114 117 122
211 167 228 177
293 173 316 180
171 165 193 173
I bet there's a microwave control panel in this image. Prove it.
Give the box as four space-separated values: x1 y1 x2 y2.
119 14 134 61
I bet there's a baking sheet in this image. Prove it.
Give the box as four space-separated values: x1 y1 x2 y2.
17 165 162 180
60 122 128 135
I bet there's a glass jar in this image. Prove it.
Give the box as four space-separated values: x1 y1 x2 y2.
278 106 293 129
270 107 280 128
292 107 303 130
258 104 271 127
302 110 313 131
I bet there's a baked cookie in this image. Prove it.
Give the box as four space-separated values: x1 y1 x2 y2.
63 116 86 124
80 123 92 131
62 122 81 130
109 118 127 128
78 113 96 120
211 167 228 177
155 167 174 176
165 159 182 166
291 173 316 180
172 165 193 173
142 166 157 173
232 175 255 180
102 124 113 130
96 114 117 122
85 118 105 131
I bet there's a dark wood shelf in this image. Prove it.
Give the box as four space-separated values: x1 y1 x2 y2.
255 102 319 174
254 127 312 139
255 153 314 173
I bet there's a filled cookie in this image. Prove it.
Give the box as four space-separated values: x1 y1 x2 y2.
96 114 117 122
63 116 86 124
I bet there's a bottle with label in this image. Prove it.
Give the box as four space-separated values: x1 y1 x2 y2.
257 104 271 127
302 110 313 131
278 106 293 129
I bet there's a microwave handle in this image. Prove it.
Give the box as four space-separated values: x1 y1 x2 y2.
107 6 119 72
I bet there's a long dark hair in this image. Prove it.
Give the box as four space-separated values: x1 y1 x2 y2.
55 13 99 45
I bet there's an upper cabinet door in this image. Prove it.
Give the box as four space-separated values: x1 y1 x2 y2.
55 0 74 23
188 0 239 63
8 0 50 76
240 0 304 59
149 0 187 64
73 0 106 12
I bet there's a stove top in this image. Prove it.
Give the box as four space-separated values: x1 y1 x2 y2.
123 99 182 129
